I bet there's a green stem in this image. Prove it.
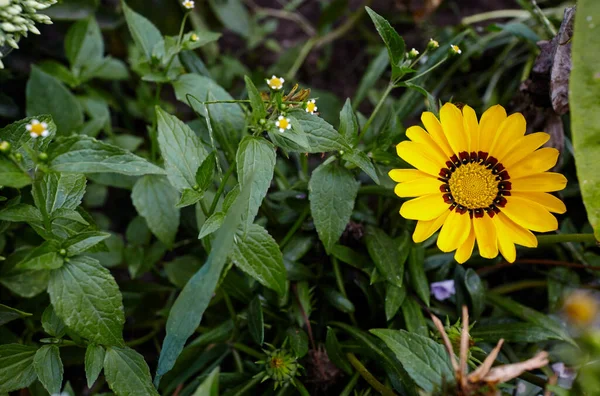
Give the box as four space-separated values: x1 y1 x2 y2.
537 233 597 245
339 371 360 396
358 82 394 142
232 372 263 396
273 165 291 190
294 379 311 396
490 280 547 295
150 84 162 162
200 100 304 105
278 206 310 249
286 37 317 80
461 9 530 24
346 353 397 396
358 185 394 197
209 161 236 215
232 343 265 359
333 257 357 326
404 56 449 83
126 328 160 347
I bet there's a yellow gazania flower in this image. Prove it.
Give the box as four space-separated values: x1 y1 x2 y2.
389 103 567 263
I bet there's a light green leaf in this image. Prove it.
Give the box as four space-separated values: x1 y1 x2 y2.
198 212 224 239
342 149 380 184
104 346 159 396
41 305 66 338
15 242 63 271
371 329 453 392
37 60 79 87
131 175 180 247
51 208 90 225
339 98 359 146
32 172 87 219
175 189 204 209
208 0 251 37
248 296 264 345
122 1 163 61
353 48 388 108
231 224 287 296
407 245 430 306
364 226 405 288
195 151 216 192
288 109 350 153
0 157 31 188
192 366 220 396
0 204 42 223
62 231 111 256
156 107 208 191
26 66 84 134
49 135 165 176
0 269 49 298
64 17 104 72
0 344 37 393
244 75 266 123
85 344 105 389
48 256 125 346
385 283 406 321
34 345 63 395
471 323 562 343
309 161 359 253
0 304 32 327
236 136 276 231
88 57 130 81
571 0 600 241
365 7 406 79
164 256 202 288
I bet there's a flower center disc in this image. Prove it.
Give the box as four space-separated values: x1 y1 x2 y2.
30 123 45 135
448 163 498 209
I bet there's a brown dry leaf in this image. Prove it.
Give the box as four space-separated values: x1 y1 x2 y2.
480 351 549 384
550 7 574 115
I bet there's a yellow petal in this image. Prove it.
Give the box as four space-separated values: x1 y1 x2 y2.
478 105 507 153
396 141 441 176
413 210 450 243
421 111 454 157
497 231 516 263
501 196 558 232
388 169 429 183
508 147 560 179
501 132 550 168
400 194 449 221
394 177 443 197
511 192 566 214
437 210 471 252
454 225 476 264
440 103 468 155
489 113 526 160
511 172 567 192
462 105 479 152
473 215 498 259
405 126 449 166
493 212 538 248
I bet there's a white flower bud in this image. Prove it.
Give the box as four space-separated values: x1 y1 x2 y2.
1 22 17 32
7 36 18 48
28 24 40 34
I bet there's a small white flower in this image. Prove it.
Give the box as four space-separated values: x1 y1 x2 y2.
190 33 198 42
266 75 284 90
182 0 194 9
305 99 317 114
408 48 419 58
26 119 49 138
275 115 291 133
450 44 462 55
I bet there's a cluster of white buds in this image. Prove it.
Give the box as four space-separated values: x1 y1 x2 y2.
0 0 56 67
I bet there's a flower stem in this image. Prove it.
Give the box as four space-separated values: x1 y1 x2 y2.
358 82 394 142
490 280 547 295
536 233 597 245
279 205 310 249
346 353 397 396
339 371 360 396
208 160 236 215
333 257 358 326
232 343 265 359
404 56 449 83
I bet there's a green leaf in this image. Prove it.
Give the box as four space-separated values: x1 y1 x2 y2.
353 48 389 108
286 327 308 358
104 346 159 396
0 204 42 223
175 189 204 209
62 231 111 256
230 224 287 296
407 246 430 306
26 66 84 134
48 256 125 346
164 256 202 288
34 345 63 395
486 292 575 345
244 75 266 123
288 109 350 153
88 57 130 81
471 323 562 343
156 107 209 191
571 0 600 241
196 151 216 192
342 149 380 184
365 7 405 79
0 157 31 188
64 17 104 71
309 161 359 253
339 98 359 146
0 269 50 298
371 329 453 392
236 137 276 231
364 226 406 288
248 296 264 345
122 1 163 61
464 269 485 318
41 305 66 338
85 344 105 389
0 344 37 393
0 304 32 326
32 173 87 219
198 212 224 239
208 0 251 38
325 328 352 375
51 208 90 225
385 283 406 321
401 297 427 336
49 135 165 176
37 60 79 87
155 171 255 385
192 366 220 396
324 287 355 313
16 242 63 271
131 175 180 247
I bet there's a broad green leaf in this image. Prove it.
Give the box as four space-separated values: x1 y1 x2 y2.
230 224 287 296
122 1 163 61
64 17 103 71
48 256 125 346
342 149 380 184
244 75 266 123
236 137 276 231
155 171 255 385
196 151 217 192
175 189 204 208
32 173 87 219
208 0 251 37
331 244 368 270
15 242 63 271
126 215 152 246
248 296 264 345
309 161 359 253
401 297 427 336
0 304 32 326
88 57 130 81
0 344 37 393
0 268 49 298
353 48 388 108
339 98 358 146
41 305 66 338
34 345 63 395
156 107 208 191
364 226 405 288
407 245 430 306
571 0 600 240
371 329 453 392
131 175 180 247
325 328 352 375
385 283 406 321
0 157 31 188
85 344 105 388
0 204 42 223
62 231 111 256
192 366 220 396
288 109 350 153
286 327 308 358
49 136 165 176
104 346 159 396
26 66 83 134
198 212 224 239
37 60 78 87
464 269 485 318
471 323 562 343
51 208 89 225
324 287 355 313
365 7 405 79
164 256 202 288
205 92 242 161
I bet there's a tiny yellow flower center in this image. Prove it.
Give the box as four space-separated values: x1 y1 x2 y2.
306 102 316 113
30 123 45 135
448 163 498 210
270 357 284 369
268 77 283 88
278 118 289 129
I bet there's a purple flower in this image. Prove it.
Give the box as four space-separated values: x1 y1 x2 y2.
552 362 577 380
431 280 455 301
